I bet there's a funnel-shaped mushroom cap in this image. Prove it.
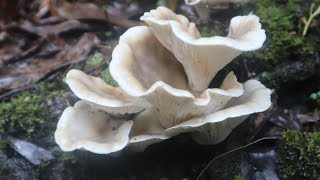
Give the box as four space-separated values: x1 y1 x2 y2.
65 69 151 114
54 101 133 154
165 79 272 144
110 26 244 128
141 6 266 92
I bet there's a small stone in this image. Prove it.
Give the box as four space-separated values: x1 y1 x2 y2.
8 137 54 165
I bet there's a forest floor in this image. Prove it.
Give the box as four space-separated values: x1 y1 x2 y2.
0 0 319 179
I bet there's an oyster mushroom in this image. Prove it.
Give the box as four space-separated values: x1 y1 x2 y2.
141 6 265 92
54 7 271 154
110 26 244 128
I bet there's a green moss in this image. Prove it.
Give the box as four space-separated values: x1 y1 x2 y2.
100 4 108 12
156 0 167 7
0 83 63 135
199 25 224 37
278 130 320 179
100 68 118 87
0 139 9 149
243 0 315 69
59 152 76 161
234 174 244 180
105 31 113 38
86 51 104 67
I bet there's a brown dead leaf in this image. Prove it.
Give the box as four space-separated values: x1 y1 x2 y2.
107 1 140 18
297 112 320 124
35 37 67 58
56 2 106 20
55 1 141 28
269 115 303 131
0 33 100 94
35 16 66 26
6 20 91 38
0 41 23 66
34 0 51 21
106 13 143 28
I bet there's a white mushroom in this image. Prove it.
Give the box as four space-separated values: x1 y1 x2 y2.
141 6 265 92
110 26 244 128
55 7 271 154
54 101 133 154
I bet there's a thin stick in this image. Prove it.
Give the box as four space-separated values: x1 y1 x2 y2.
302 4 320 37
195 136 281 180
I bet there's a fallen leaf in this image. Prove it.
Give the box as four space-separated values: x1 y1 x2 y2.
107 1 140 18
0 40 23 65
35 37 67 58
56 1 106 20
55 1 142 28
6 20 91 38
0 33 100 93
268 115 303 131
34 0 51 21
297 112 320 124
106 13 143 28
35 16 66 25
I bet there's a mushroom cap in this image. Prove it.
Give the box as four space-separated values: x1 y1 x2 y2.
140 6 266 92
165 79 272 144
54 101 133 154
65 69 151 114
110 26 244 128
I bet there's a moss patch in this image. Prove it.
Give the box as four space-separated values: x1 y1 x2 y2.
278 130 320 179
242 0 316 70
245 1 298 61
86 51 104 67
100 68 118 87
0 139 9 149
199 25 224 37
234 174 244 180
0 83 63 136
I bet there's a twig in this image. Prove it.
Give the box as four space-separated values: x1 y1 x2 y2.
0 85 36 101
302 3 320 37
195 136 281 180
